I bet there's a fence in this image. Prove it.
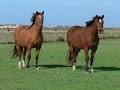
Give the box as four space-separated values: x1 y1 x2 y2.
0 28 120 43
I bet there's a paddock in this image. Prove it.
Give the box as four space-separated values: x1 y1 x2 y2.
0 39 120 90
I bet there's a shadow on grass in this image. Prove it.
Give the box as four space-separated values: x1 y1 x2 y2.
94 66 120 71
41 64 69 68
31 64 120 71
77 66 120 71
31 64 69 69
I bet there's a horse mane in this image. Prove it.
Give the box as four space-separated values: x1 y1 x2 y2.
30 13 37 27
86 15 104 27
30 11 41 27
85 16 96 27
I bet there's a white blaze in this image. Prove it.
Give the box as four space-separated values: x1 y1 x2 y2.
99 19 102 23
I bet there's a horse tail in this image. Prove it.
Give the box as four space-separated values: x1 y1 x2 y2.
66 49 69 65
67 48 72 66
12 45 17 58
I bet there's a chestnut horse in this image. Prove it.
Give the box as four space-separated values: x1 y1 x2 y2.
67 15 104 72
12 11 44 69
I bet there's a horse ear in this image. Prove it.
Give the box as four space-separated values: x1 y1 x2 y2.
42 11 44 15
102 15 104 19
36 11 39 14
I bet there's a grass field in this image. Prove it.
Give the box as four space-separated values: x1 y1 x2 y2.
0 39 120 90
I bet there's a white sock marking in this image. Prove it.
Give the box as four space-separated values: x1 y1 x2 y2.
90 68 94 72
36 67 40 70
22 60 26 68
18 61 21 69
72 64 76 71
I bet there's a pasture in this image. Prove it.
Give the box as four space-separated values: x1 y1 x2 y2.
0 39 120 90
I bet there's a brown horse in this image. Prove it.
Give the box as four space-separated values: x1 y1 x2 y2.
13 11 44 69
67 15 104 72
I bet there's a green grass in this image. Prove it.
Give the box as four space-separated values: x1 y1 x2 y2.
0 39 120 90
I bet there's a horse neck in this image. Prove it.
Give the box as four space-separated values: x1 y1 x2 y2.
31 20 43 33
89 23 98 37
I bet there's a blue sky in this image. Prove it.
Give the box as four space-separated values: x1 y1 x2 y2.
0 0 119 27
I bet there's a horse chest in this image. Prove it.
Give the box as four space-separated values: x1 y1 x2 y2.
32 36 43 46
87 40 99 48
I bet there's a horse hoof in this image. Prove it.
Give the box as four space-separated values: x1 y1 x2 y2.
72 67 76 71
22 66 26 69
72 68 76 71
18 67 22 69
26 66 29 68
90 68 94 73
18 66 22 69
22 65 26 68
36 67 40 70
88 68 94 73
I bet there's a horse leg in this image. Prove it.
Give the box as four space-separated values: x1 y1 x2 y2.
26 48 31 68
68 48 72 65
22 48 27 68
74 48 80 63
35 47 40 69
72 48 80 71
68 47 73 66
84 48 90 72
70 47 75 65
90 47 97 72
68 47 78 71
16 45 22 69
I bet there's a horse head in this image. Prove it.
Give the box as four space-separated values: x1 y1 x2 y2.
94 15 104 34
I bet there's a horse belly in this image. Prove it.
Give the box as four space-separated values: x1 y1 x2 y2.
16 40 28 47
70 39 85 49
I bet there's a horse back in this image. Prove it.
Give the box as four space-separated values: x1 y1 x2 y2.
67 26 99 49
